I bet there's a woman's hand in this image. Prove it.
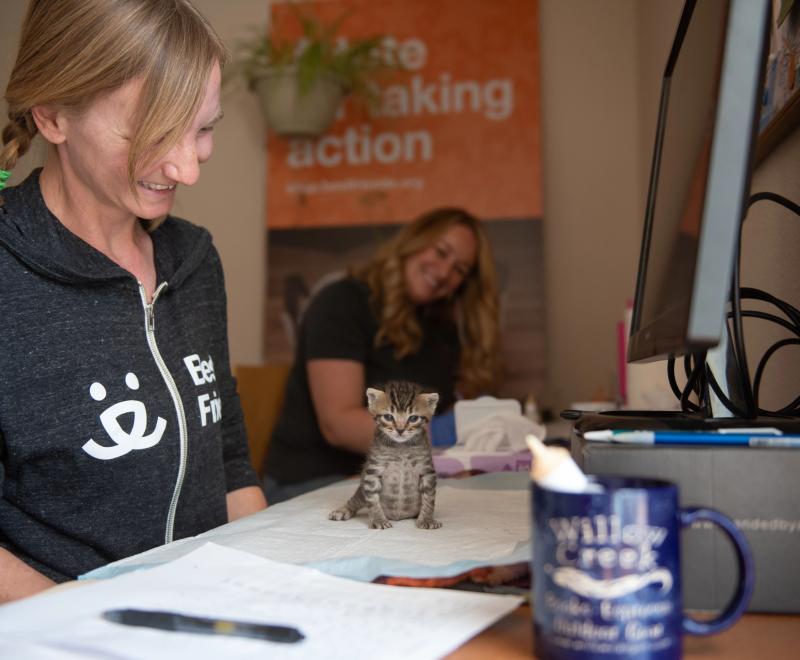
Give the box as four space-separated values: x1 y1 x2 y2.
226 486 267 520
0 547 56 604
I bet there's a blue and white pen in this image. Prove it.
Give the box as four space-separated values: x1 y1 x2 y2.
582 428 800 447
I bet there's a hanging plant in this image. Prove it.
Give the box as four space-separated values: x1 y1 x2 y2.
228 8 393 138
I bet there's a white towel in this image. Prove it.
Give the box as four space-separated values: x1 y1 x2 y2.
456 412 546 452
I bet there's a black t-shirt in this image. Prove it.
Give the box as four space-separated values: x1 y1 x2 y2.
265 277 460 484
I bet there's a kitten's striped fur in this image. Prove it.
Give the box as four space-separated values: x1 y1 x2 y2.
328 380 442 530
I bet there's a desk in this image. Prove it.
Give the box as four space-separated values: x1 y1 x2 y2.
17 472 800 658
448 606 800 659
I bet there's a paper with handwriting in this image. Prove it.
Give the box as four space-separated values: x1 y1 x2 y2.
0 543 523 660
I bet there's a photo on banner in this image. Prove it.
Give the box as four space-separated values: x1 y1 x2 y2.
264 0 545 400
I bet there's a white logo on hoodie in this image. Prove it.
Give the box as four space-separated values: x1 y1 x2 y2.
82 372 167 460
183 353 221 426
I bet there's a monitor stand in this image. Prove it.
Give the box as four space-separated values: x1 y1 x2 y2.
565 324 800 434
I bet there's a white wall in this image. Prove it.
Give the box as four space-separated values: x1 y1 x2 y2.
539 0 644 408
176 0 267 368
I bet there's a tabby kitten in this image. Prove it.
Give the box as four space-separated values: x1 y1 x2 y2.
328 380 442 530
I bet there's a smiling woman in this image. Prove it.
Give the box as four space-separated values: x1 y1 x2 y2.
0 0 265 604
403 222 477 305
29 66 223 297
262 207 501 503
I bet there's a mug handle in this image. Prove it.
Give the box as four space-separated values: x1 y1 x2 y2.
679 507 755 635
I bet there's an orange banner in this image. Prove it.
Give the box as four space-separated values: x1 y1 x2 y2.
265 0 541 228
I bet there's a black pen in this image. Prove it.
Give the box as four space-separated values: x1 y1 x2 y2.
102 608 304 644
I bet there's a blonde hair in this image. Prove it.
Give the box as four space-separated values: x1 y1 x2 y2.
353 208 501 398
0 0 227 223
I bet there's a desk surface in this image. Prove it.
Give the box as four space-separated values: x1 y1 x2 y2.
448 606 800 659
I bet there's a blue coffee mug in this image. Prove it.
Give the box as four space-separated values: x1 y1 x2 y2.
532 476 754 659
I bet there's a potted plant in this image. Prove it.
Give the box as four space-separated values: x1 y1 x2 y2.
229 9 390 138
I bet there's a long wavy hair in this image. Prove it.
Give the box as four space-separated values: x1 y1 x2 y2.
0 0 226 227
352 208 501 398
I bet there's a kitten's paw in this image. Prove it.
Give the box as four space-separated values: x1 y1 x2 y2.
369 518 393 529
416 518 443 530
328 508 353 521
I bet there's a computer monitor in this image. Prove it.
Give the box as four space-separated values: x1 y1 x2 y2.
626 0 770 417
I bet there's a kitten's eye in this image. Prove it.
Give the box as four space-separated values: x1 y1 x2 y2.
382 413 394 422
408 415 420 423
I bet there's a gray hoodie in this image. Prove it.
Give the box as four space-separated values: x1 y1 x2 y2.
0 170 258 582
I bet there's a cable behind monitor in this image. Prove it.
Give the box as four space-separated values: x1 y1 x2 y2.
667 192 800 419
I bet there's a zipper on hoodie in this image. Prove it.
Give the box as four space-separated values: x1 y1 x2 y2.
139 282 189 545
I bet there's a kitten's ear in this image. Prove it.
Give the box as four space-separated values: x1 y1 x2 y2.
417 392 439 417
366 388 386 414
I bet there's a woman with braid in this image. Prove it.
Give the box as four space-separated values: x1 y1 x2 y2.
263 208 502 503
0 0 266 603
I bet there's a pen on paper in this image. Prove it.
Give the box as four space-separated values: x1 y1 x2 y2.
102 608 305 644
582 429 800 447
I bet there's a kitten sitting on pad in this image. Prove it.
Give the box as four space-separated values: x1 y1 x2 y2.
329 381 442 530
